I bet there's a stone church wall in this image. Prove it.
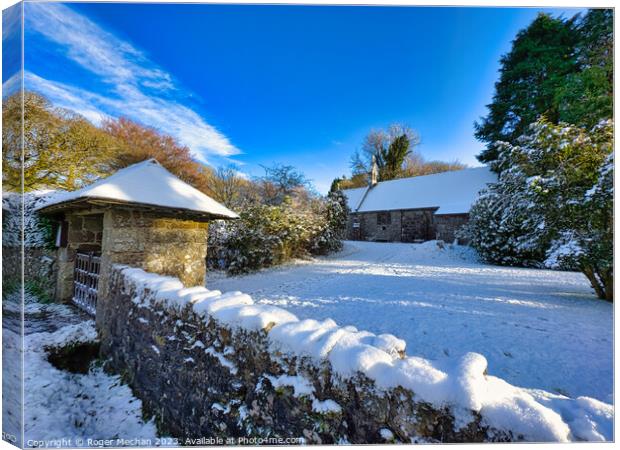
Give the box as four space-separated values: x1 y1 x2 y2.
346 209 466 243
433 214 470 244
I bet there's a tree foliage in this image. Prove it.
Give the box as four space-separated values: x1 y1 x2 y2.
463 119 613 300
3 92 117 191
205 165 258 210
256 163 313 206
351 123 420 181
207 191 347 274
555 9 613 128
475 10 613 166
102 117 216 195
468 9 613 301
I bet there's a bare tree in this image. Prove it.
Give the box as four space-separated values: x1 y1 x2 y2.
206 165 260 209
257 164 313 205
352 123 422 181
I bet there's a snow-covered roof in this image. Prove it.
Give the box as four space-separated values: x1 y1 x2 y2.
342 187 367 212
37 159 239 219
343 167 496 215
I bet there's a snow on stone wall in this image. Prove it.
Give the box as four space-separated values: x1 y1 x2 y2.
99 265 612 443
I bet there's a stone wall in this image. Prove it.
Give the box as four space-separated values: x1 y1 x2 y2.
2 246 57 299
3 190 58 300
360 211 402 242
56 212 104 302
100 266 503 444
98 265 608 443
346 209 441 242
100 209 208 290
55 207 209 303
433 214 469 244
401 209 435 242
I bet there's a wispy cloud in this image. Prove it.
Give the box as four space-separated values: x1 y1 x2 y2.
2 3 21 43
2 72 22 98
24 2 240 163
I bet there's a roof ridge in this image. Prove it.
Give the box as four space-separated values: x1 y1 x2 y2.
372 166 488 187
341 166 489 192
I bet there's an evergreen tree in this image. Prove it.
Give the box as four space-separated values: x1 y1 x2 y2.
352 124 420 181
329 176 345 194
380 134 411 181
463 119 613 301
555 9 613 128
475 10 613 166
475 13 578 164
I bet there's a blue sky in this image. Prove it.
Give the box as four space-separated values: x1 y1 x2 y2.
12 2 584 193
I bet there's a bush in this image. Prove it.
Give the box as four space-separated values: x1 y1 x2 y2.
208 191 347 275
462 119 613 300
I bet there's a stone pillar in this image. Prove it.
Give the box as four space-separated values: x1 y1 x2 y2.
55 212 104 303
98 209 209 306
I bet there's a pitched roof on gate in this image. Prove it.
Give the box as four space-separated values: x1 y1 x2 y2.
37 159 239 219
342 166 496 215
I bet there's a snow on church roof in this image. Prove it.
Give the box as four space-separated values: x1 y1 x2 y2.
343 166 496 215
38 159 239 219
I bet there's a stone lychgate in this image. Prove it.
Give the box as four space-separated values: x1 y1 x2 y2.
37 159 238 315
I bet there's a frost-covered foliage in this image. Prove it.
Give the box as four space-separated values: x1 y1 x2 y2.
544 151 613 300
463 119 613 300
208 191 348 274
2 190 61 248
310 190 348 255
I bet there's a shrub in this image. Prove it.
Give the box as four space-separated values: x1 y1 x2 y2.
462 119 613 300
208 191 347 275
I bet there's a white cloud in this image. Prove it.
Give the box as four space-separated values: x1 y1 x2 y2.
24 2 240 161
24 72 109 124
234 170 250 180
2 3 21 42
2 72 22 98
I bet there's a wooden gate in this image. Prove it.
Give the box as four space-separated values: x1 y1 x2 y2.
73 252 101 316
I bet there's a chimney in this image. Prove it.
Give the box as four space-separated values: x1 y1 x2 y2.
370 155 379 187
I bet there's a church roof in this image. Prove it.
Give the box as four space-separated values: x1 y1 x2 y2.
37 159 239 220
343 166 496 215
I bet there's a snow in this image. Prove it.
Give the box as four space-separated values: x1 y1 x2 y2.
2 292 159 446
205 348 238 375
265 374 314 398
207 240 612 441
341 187 367 212
118 243 612 441
3 190 67 247
269 318 346 359
36 159 238 219
121 265 300 332
311 399 342 414
379 428 394 440
342 167 496 214
545 232 585 269
209 241 611 402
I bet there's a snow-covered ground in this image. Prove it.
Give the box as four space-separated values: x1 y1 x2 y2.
2 294 159 447
208 240 613 404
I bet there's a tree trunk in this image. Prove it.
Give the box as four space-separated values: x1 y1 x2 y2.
602 268 613 302
582 264 613 302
